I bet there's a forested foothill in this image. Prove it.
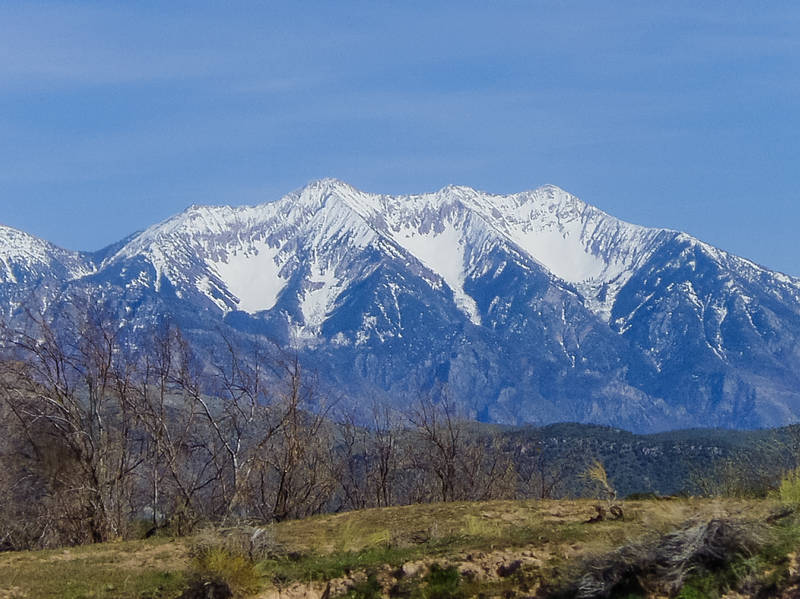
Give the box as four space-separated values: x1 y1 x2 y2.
1 304 798 554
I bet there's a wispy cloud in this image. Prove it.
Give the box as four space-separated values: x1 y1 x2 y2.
1 2 799 273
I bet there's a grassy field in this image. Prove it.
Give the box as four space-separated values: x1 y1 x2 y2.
0 536 188 599
0 498 798 598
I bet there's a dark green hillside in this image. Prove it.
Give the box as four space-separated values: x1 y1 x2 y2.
500 422 797 498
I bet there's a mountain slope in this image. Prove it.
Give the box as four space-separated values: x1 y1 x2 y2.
611 233 800 427
2 179 799 431
0 224 95 317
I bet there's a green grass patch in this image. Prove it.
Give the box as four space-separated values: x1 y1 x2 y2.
0 537 188 599
264 543 423 583
0 559 185 599
415 563 465 599
778 467 800 506
337 573 383 599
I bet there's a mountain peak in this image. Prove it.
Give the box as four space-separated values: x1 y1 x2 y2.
0 224 94 285
300 177 359 195
0 224 69 259
3 179 800 431
437 183 479 195
535 183 571 195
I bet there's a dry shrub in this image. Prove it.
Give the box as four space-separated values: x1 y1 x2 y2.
188 547 258 597
583 460 616 503
185 527 277 597
558 518 762 598
193 526 280 561
462 514 497 538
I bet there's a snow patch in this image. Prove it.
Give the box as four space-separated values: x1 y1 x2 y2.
210 243 285 313
508 218 609 283
196 275 228 312
300 259 343 329
391 222 481 325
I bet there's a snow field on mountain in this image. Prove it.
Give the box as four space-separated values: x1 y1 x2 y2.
504 217 609 283
391 221 482 325
6 179 800 429
102 180 668 326
210 243 285 313
300 257 344 329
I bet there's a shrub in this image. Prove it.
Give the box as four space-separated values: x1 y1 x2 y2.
583 459 617 504
778 467 800 506
194 526 280 561
555 518 762 598
186 529 269 597
415 563 464 599
341 573 382 599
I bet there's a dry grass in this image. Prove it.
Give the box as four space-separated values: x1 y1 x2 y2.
271 497 776 555
0 536 189 598
0 498 785 598
560 518 763 598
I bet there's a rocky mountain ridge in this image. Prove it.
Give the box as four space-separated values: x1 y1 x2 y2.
2 179 799 431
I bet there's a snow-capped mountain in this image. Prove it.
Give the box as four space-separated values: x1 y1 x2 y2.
0 225 97 316
2 179 800 431
99 179 668 327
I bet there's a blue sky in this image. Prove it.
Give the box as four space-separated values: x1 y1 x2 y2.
1 2 798 274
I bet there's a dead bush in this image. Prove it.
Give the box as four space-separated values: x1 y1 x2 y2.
185 526 280 597
555 518 762 598
192 525 280 562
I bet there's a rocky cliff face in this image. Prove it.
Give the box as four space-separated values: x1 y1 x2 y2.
3 179 800 431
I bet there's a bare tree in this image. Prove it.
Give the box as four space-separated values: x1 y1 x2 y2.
171 336 340 523
407 394 515 502
407 394 462 502
366 400 401 507
251 355 338 521
514 437 579 500
127 323 227 534
0 385 50 549
336 399 401 511
335 408 371 511
0 304 141 543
